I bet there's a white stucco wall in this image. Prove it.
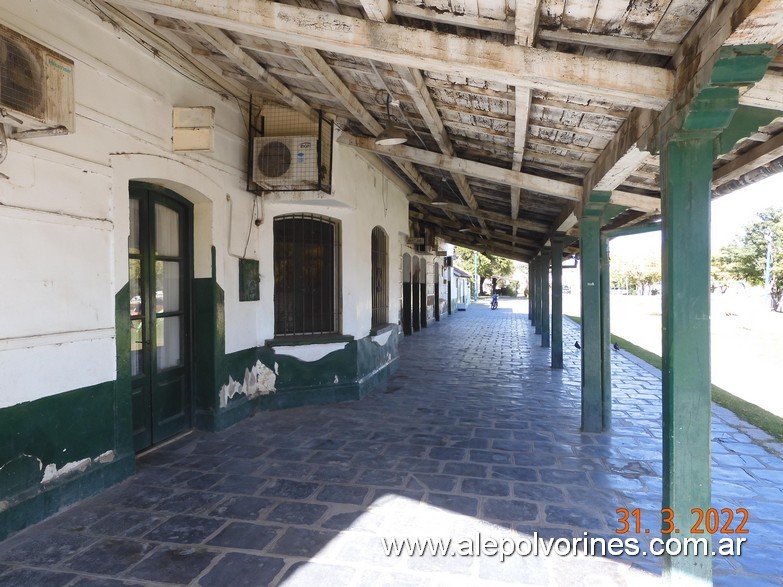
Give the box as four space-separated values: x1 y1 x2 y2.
251 140 410 344
0 2 254 407
0 2 413 408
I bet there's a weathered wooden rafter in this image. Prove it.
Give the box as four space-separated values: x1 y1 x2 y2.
407 195 550 233
338 133 582 201
585 0 782 202
713 129 783 187
107 0 674 109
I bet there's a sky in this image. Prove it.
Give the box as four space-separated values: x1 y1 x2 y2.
610 172 783 258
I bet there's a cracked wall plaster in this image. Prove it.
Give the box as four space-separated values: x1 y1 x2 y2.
219 360 277 408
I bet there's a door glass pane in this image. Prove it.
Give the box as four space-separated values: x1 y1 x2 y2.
130 258 142 317
155 203 180 257
155 261 180 313
131 319 144 376
129 198 140 255
156 316 182 370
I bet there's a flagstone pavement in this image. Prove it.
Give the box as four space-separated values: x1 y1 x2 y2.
0 297 781 586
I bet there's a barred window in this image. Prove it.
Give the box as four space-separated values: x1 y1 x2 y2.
371 226 388 328
274 214 341 336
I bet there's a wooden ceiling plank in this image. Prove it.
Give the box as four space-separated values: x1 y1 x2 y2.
537 29 678 56
106 0 674 109
393 2 514 35
712 130 783 186
739 74 783 111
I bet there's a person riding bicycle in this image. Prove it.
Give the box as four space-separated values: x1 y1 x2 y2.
491 291 499 310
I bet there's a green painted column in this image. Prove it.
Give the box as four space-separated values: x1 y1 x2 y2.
541 249 551 348
656 45 774 585
661 135 714 584
551 235 564 368
600 233 611 430
579 216 602 432
528 259 536 324
580 191 611 432
534 257 543 334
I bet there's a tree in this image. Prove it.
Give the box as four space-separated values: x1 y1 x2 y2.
609 250 661 295
454 246 514 294
713 208 783 311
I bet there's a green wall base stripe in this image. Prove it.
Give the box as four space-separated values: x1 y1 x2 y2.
0 381 124 502
197 333 400 431
0 454 134 542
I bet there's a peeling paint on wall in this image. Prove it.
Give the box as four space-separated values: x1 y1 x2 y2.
41 458 92 484
219 360 277 408
272 342 349 362
38 450 116 485
370 330 393 346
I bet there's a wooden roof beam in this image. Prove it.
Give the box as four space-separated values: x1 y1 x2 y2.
81 1 250 101
394 3 679 56
585 0 781 202
191 24 315 118
338 133 581 201
284 43 453 217
357 0 472 224
511 0 539 227
712 129 783 187
106 0 674 109
407 195 550 233
409 211 539 248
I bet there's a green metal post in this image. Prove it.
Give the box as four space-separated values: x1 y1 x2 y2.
541 249 550 348
534 257 542 334
551 235 564 368
528 260 535 323
656 45 774 584
661 136 714 583
600 233 611 430
579 213 603 432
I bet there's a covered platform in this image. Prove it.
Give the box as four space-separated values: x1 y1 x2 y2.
0 299 780 586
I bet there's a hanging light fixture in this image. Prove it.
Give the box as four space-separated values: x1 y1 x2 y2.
375 94 407 146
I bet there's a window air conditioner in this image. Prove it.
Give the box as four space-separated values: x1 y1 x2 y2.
0 24 75 136
252 135 320 190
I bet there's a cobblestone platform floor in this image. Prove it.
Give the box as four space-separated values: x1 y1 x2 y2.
1 298 781 586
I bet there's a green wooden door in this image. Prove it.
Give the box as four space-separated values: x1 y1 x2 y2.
129 184 192 452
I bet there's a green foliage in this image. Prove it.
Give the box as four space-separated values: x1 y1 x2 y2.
454 246 514 292
608 249 661 295
714 208 783 311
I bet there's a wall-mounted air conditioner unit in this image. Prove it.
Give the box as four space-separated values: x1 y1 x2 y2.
252 135 319 190
0 24 75 137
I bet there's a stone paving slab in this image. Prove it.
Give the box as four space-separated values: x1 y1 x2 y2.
0 298 781 586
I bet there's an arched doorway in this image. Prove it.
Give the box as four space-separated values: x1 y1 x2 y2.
129 182 193 452
402 253 412 336
412 256 421 332
434 262 440 321
419 257 427 328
